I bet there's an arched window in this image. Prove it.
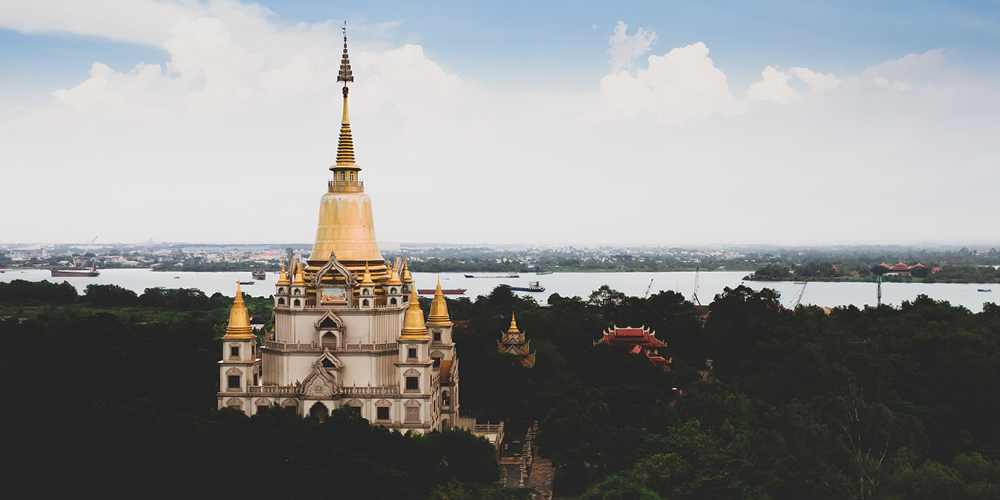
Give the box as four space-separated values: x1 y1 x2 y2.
340 171 345 181
349 172 354 181
278 298 286 305
322 332 337 349
309 402 329 421
390 287 397 294
362 289 369 295
293 299 301 307
294 289 301 295
362 299 369 307
442 390 450 406
390 298 397 306
278 287 284 294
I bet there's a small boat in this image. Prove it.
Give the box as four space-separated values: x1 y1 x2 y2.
239 281 255 286
417 288 467 295
535 271 553 275
505 281 545 292
50 265 99 277
173 276 180 279
252 271 266 280
979 289 992 292
465 273 519 278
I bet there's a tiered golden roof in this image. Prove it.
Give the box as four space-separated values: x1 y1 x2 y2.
224 284 254 339
276 261 290 285
426 277 452 327
292 262 306 286
399 289 429 340
507 313 520 334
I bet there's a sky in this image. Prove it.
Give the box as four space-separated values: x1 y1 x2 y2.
2 0 1000 247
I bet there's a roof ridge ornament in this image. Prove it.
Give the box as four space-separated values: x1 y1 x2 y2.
333 22 357 169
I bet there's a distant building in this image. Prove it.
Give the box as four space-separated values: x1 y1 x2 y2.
498 314 536 368
878 262 925 276
594 326 671 369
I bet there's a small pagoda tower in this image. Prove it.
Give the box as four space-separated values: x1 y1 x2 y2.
498 313 536 368
217 284 262 411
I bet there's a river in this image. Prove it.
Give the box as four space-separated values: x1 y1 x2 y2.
3 268 998 312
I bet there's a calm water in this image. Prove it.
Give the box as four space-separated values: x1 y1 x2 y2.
2 268 998 312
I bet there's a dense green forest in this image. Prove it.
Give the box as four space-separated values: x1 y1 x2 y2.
0 281 525 500
3 279 1000 499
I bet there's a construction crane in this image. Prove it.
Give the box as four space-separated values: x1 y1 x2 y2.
643 278 654 299
791 279 808 308
692 267 702 306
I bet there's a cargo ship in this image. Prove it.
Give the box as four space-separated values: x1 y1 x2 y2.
505 281 545 292
417 288 467 295
50 265 99 277
252 271 267 280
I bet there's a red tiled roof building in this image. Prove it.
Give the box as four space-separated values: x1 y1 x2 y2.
594 325 671 369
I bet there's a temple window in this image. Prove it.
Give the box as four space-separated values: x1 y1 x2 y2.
253 373 258 385
362 299 369 307
377 407 390 420
294 289 301 295
309 403 329 420
293 299 301 307
230 346 239 358
349 406 361 416
363 289 369 295
340 171 345 181
278 298 285 305
278 287 284 294
433 331 441 342
405 377 419 391
322 332 337 349
433 357 441 368
227 375 240 389
322 358 336 368
257 405 267 414
442 390 450 406
390 287 397 294
405 407 419 422
390 298 397 306
408 348 417 359
350 172 354 181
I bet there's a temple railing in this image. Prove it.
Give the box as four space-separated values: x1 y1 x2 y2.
343 386 399 396
249 385 301 395
263 341 398 352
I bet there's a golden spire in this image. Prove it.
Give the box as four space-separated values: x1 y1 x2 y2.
333 23 357 170
276 261 290 285
292 261 306 286
359 262 375 286
387 261 403 286
402 259 413 284
507 312 520 334
400 289 429 339
224 283 254 339
427 276 452 326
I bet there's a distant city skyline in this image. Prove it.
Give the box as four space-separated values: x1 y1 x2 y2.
2 1 999 246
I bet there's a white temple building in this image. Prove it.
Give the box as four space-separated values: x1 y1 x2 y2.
217 31 459 432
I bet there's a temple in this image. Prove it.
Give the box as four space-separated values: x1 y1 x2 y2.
594 326 671 369
498 313 536 368
217 29 459 432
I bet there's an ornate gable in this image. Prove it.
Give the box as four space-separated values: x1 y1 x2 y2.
313 252 357 287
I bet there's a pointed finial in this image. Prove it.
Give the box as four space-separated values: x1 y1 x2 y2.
427 275 452 327
224 283 253 339
360 262 375 286
338 22 354 88
277 261 290 285
508 312 520 334
292 261 306 286
400 288 429 339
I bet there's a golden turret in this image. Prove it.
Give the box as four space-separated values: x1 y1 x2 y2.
507 313 520 334
276 261 290 285
426 276 452 326
359 262 375 286
309 25 384 265
292 262 306 286
399 289 430 339
224 284 254 339
402 260 413 284
387 261 403 286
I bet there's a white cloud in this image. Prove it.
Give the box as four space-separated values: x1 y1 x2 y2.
745 66 802 104
608 21 657 73
583 42 745 126
860 48 948 91
789 67 842 93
